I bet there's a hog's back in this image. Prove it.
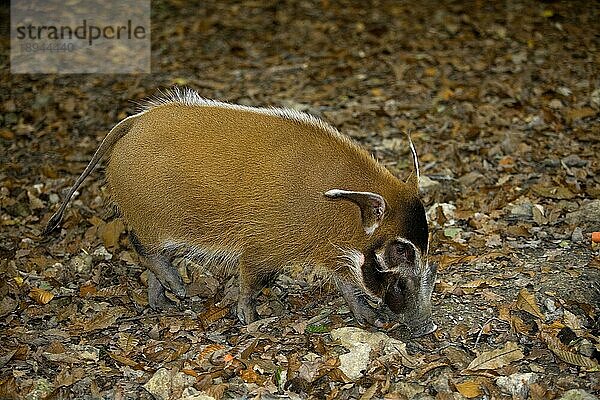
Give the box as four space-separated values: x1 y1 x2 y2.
107 103 400 264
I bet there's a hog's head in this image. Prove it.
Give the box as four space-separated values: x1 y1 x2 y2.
325 178 436 337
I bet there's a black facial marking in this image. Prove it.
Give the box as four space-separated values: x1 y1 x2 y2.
402 197 428 253
360 241 387 298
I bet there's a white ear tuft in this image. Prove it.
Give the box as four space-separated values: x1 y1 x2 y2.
406 131 420 188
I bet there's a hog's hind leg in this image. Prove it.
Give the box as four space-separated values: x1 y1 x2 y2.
128 232 186 309
236 255 275 325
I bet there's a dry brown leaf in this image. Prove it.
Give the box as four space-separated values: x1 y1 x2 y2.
563 310 584 333
497 304 512 322
87 216 104 226
95 284 129 298
435 280 455 294
510 314 531 335
359 382 379 400
565 107 597 123
55 367 85 387
460 279 502 294
437 87 454 101
79 284 97 297
181 369 198 378
240 367 262 384
550 347 598 369
117 333 139 353
197 343 226 362
465 341 524 371
0 129 15 140
109 352 144 369
413 361 449 379
454 380 482 398
481 290 503 302
437 255 476 271
542 332 599 369
199 305 229 328
98 219 125 249
205 384 227 400
462 279 501 289
531 184 576 200
516 288 544 319
29 287 54 305
83 309 121 332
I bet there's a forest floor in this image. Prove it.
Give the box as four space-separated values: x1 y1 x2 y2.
1 1 599 399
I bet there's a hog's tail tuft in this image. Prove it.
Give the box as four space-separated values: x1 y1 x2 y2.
43 114 139 235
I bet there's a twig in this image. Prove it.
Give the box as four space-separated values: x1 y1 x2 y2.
474 317 509 347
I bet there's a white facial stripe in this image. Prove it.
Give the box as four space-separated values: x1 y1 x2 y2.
333 245 381 302
375 237 426 274
335 247 365 283
364 224 377 235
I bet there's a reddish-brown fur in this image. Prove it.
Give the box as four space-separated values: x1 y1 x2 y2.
46 89 435 336
108 102 411 278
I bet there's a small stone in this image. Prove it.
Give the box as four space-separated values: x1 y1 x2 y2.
93 246 113 261
557 86 572 97
571 227 584 243
389 381 425 399
565 200 600 231
443 227 462 239
578 339 595 358
143 368 196 400
561 154 588 167
510 203 533 220
330 327 417 380
532 204 547 225
496 372 538 399
181 387 216 400
49 193 60 204
27 378 54 400
143 368 171 400
459 171 485 186
558 389 598 400
419 175 440 191
590 88 600 108
548 99 563 109
544 298 557 313
427 203 456 225
337 343 370 380
70 253 93 273
429 370 453 393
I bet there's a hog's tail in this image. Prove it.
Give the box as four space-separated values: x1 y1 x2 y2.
43 114 139 235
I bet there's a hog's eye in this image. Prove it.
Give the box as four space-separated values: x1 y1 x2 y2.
386 241 416 265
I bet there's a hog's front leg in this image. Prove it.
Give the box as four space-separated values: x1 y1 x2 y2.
336 280 385 327
236 257 261 324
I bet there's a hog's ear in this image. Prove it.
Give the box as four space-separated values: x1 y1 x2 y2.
324 189 386 235
405 133 420 193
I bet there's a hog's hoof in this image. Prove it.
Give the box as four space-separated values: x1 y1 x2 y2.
148 291 178 310
409 321 437 338
148 271 181 309
236 300 258 325
162 274 186 300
